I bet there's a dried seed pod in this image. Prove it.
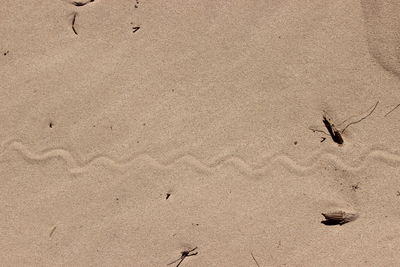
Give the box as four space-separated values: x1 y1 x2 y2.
321 211 359 225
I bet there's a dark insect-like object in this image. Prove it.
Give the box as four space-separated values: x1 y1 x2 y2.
321 211 359 225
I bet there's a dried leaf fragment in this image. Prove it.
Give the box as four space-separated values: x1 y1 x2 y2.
321 211 359 225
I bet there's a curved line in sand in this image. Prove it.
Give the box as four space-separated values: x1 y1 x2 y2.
1 139 400 176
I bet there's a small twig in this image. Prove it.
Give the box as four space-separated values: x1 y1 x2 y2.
168 247 198 267
308 127 329 136
341 101 379 133
384 103 400 117
251 252 260 267
311 101 379 144
49 226 57 237
71 12 78 35
132 26 140 33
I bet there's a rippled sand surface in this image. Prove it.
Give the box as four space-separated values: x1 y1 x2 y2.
1 1 400 266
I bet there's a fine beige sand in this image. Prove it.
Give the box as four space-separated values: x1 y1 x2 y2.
2 0 400 266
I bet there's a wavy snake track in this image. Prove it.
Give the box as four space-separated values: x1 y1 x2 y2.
1 139 400 175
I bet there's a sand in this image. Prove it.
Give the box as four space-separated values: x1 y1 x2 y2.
2 0 400 266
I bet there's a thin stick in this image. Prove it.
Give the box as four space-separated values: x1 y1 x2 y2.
384 103 400 117
167 258 181 266
49 226 57 237
251 252 260 267
175 258 185 267
341 101 379 133
71 12 78 35
308 127 329 136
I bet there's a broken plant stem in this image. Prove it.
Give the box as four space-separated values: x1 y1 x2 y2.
384 103 400 117
340 101 379 133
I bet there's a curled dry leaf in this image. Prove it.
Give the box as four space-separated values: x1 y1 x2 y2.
321 211 359 225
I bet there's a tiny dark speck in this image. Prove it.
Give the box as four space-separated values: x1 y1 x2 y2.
166 193 171 199
294 141 298 145
49 122 53 128
3 50 9 56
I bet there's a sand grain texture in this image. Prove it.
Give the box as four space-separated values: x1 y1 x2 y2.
2 0 400 266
